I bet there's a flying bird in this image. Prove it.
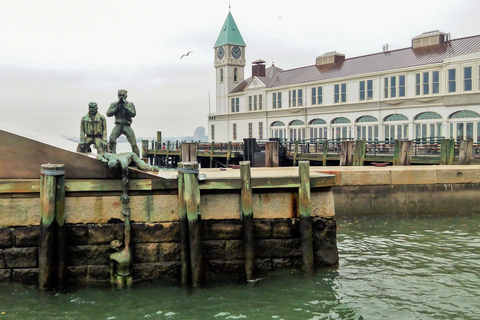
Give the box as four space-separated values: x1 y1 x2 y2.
180 51 193 59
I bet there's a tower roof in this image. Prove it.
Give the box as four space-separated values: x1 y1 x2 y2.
214 12 245 47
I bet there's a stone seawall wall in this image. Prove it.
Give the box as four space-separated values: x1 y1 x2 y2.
0 218 337 284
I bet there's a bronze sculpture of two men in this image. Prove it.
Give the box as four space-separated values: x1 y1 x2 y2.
77 89 140 157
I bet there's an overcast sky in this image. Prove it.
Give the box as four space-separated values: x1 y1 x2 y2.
1 0 480 139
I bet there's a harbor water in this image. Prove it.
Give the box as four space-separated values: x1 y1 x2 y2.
1 214 479 319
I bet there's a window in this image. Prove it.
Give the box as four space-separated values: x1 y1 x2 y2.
233 123 237 140
311 86 323 105
273 92 282 109
234 68 238 82
416 71 440 95
211 124 215 141
230 97 239 113
288 89 303 107
359 80 373 101
399 75 406 97
448 69 456 93
259 122 263 140
334 83 346 103
248 123 253 138
220 68 224 83
249 94 262 111
464 66 472 91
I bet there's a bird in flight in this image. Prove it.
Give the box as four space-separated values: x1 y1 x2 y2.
180 51 193 59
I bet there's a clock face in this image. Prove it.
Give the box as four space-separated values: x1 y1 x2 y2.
217 47 225 59
231 46 241 59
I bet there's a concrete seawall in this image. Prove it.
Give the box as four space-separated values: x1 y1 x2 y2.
316 165 480 218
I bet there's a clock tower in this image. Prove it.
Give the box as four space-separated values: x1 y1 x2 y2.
213 11 246 115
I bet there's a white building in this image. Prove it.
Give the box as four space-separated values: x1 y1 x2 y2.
208 13 480 143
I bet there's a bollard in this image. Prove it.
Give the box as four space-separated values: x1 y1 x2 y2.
240 161 255 281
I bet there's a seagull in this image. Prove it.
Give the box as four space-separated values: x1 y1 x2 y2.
180 51 193 59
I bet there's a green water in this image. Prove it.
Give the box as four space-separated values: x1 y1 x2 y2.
1 215 479 319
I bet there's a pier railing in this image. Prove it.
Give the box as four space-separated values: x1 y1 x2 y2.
142 137 479 167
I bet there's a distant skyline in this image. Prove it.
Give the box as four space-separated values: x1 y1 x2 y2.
1 0 480 139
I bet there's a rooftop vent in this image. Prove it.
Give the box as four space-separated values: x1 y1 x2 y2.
316 51 345 66
412 30 448 48
252 59 266 77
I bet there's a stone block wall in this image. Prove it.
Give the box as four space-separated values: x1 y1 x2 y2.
0 217 338 284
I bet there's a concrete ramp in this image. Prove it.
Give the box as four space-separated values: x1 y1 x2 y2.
0 125 157 179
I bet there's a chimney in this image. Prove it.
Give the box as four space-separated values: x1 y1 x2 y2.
252 59 266 77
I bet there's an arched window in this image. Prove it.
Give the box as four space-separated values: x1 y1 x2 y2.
289 120 305 126
332 117 351 124
356 115 378 123
270 121 286 140
288 120 305 141
415 111 442 120
383 114 409 140
449 110 480 119
414 112 442 140
384 114 408 122
220 68 224 83
355 116 378 140
309 118 327 125
234 68 238 82
308 118 327 140
448 110 480 142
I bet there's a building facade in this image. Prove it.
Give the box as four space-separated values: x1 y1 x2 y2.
209 13 480 143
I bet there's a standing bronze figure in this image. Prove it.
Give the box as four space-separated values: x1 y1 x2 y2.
107 89 140 156
77 102 107 154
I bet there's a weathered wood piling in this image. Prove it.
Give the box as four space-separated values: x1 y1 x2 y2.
240 161 255 281
39 164 66 290
298 161 314 273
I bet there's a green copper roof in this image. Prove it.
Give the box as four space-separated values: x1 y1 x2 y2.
214 12 245 47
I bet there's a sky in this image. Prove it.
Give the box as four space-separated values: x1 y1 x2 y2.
1 0 480 140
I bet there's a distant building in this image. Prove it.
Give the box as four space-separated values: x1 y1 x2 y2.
209 12 480 143
194 126 207 141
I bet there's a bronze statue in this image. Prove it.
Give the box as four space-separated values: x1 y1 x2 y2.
107 89 140 156
99 152 158 288
77 102 107 154
109 237 133 288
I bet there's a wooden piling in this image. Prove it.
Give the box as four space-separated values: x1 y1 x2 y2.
440 139 455 165
240 161 255 281
353 140 366 166
340 141 355 166
323 140 329 166
398 140 413 166
183 162 204 287
226 141 232 167
265 141 279 167
392 140 400 166
177 163 191 286
458 139 473 165
298 161 314 273
39 164 65 290
141 140 148 159
293 141 299 166
181 142 197 162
